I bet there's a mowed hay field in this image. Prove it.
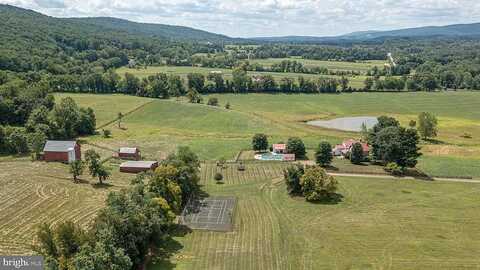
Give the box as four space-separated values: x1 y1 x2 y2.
248 58 386 73
149 162 480 270
116 66 368 88
55 93 154 127
0 159 134 254
71 91 480 177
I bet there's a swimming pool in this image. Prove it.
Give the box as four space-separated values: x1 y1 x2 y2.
254 153 295 161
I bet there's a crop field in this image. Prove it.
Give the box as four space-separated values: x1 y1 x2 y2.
0 158 134 255
248 58 386 73
116 66 368 88
149 162 480 270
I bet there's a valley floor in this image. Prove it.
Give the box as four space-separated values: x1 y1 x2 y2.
1 92 480 269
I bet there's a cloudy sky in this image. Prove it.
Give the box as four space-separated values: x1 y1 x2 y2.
2 0 480 37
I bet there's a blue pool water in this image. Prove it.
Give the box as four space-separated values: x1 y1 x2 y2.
255 153 285 161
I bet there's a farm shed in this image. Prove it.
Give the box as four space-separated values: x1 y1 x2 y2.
43 141 81 163
272 144 287 154
120 161 158 173
118 147 141 160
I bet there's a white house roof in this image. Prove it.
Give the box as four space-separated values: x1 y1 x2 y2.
119 147 138 154
120 161 157 168
43 141 77 152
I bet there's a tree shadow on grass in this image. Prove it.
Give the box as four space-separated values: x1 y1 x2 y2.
148 225 192 270
324 165 339 172
309 193 344 205
91 182 114 189
404 169 434 181
423 138 447 145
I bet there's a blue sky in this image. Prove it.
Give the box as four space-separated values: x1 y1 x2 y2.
2 0 480 37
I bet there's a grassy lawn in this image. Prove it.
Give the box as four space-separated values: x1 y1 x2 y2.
148 162 480 270
116 66 368 88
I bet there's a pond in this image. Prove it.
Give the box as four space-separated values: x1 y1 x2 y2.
307 116 378 132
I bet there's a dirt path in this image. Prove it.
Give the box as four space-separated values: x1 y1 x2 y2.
329 172 480 183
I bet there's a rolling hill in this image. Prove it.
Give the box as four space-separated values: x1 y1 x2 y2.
68 17 232 43
0 4 232 43
253 23 480 43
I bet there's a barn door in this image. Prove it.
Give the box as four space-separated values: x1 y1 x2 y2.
68 148 76 163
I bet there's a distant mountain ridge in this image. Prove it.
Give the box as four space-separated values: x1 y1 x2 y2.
0 4 232 43
2 4 480 44
69 17 233 42
252 23 480 43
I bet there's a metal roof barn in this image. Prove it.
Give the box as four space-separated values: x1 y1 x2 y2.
120 161 158 173
43 141 81 163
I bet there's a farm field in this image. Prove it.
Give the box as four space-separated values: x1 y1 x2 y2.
0 159 134 255
248 58 386 73
116 66 368 88
57 92 480 178
3 91 480 261
55 93 154 127
148 162 480 270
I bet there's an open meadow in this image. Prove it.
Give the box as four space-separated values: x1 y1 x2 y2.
116 66 368 88
69 91 480 178
2 91 480 264
248 58 386 73
148 162 480 270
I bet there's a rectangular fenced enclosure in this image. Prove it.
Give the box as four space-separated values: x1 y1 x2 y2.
179 196 236 232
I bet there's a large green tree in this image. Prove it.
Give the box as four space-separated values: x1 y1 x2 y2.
349 142 364 164
283 164 304 195
300 166 338 202
315 141 333 167
417 112 438 140
286 137 306 159
252 133 268 152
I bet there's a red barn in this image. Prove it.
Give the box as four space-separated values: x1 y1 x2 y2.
120 161 158 174
118 147 141 160
43 141 81 163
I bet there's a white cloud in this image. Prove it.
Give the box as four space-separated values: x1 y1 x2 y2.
1 0 479 37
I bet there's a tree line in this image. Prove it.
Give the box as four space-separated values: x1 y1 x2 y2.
0 82 96 156
34 146 200 270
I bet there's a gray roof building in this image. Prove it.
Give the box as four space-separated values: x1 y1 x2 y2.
43 141 78 152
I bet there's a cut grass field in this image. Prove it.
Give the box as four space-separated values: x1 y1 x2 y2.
54 93 154 127
116 66 368 88
248 58 386 73
0 158 134 255
57 92 480 177
148 162 480 270
2 91 480 267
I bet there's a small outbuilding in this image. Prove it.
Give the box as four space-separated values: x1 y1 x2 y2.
272 144 287 154
120 161 158 174
43 140 81 163
118 147 141 160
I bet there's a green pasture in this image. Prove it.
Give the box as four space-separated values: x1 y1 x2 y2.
116 66 367 88
148 162 480 270
57 92 480 177
248 58 386 72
